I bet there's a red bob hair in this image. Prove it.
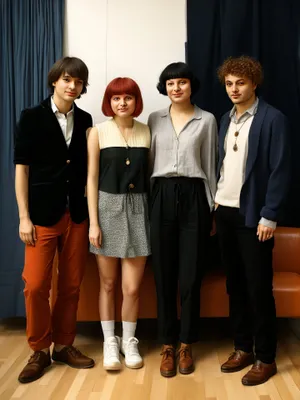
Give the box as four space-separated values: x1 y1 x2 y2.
102 77 143 117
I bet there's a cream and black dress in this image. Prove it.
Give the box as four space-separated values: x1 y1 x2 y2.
89 118 151 258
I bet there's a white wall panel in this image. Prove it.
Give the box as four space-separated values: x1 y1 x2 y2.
64 0 108 122
64 0 186 123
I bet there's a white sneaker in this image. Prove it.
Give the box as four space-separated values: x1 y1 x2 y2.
103 336 121 370
121 337 144 369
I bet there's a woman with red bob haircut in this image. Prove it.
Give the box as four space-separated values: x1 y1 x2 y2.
87 77 150 371
102 77 143 117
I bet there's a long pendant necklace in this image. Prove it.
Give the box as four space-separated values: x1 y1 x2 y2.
121 131 131 165
116 122 132 165
233 114 252 152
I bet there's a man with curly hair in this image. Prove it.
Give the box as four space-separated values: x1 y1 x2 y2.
215 55 290 385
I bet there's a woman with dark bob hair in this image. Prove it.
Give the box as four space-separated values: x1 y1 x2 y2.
148 62 217 377
87 78 150 371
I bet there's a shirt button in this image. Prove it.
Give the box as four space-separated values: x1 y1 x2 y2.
174 164 177 168
128 183 135 189
66 159 71 164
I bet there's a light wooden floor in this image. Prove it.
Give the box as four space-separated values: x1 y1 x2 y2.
0 319 300 400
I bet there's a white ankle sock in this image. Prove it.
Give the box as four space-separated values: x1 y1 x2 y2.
101 320 115 341
122 321 137 341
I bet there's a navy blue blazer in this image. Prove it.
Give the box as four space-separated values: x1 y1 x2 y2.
217 99 291 228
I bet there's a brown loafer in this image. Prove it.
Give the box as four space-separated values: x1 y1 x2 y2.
18 351 51 383
160 345 176 377
178 343 194 375
221 350 254 373
242 360 277 386
52 346 95 369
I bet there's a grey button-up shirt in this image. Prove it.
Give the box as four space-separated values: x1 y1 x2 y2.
148 105 218 211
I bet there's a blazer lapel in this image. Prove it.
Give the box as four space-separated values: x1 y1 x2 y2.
41 97 68 150
244 99 268 183
69 103 80 151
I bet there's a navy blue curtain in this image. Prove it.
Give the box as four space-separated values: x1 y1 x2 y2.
187 0 300 227
0 0 64 317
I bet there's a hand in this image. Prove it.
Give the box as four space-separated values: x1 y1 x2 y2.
257 223 275 242
19 217 37 246
89 224 102 248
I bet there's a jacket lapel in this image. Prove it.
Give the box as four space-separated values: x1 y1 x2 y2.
41 97 68 151
244 99 268 183
69 103 81 151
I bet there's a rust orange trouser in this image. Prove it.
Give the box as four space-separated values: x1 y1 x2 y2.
22 211 88 351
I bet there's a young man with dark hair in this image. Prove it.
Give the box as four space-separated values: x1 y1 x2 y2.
14 57 94 383
215 56 290 386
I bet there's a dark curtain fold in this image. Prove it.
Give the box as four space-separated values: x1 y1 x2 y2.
187 0 300 227
0 0 64 317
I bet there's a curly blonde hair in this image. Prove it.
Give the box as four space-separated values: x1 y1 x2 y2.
217 56 263 86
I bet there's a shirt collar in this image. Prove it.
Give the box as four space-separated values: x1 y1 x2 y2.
160 104 202 120
230 97 259 120
51 96 74 115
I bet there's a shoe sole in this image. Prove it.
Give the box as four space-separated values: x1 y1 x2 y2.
179 366 195 375
125 361 144 369
52 359 95 369
103 364 122 371
160 369 176 378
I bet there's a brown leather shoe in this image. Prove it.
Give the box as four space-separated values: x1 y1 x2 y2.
160 345 176 377
242 360 277 386
18 351 51 383
52 346 95 369
178 343 194 374
221 350 254 373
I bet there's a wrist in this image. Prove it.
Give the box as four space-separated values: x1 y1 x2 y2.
20 215 30 221
89 222 100 228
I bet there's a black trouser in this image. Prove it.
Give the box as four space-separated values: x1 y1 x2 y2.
150 177 211 344
215 206 277 363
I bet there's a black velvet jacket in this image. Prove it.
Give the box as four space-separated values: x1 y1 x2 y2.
14 96 93 226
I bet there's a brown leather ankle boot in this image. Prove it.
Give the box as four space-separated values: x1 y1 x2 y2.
160 345 176 377
178 343 194 374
